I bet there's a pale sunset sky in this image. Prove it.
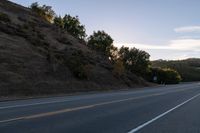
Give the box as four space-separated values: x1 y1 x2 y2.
10 0 200 60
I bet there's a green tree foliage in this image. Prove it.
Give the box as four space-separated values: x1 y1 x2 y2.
151 68 181 84
54 16 64 28
152 58 200 82
118 46 150 76
30 2 55 22
0 12 10 23
109 45 119 62
87 31 114 54
62 14 87 40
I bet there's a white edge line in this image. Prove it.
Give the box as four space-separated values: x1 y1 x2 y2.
127 93 200 133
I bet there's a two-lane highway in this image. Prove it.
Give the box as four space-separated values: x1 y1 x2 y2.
0 83 200 133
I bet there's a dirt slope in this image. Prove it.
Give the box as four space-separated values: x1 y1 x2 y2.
0 0 149 97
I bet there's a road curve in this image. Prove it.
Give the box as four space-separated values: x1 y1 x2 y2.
0 82 200 133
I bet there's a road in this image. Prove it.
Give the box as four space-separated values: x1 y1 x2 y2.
0 83 200 133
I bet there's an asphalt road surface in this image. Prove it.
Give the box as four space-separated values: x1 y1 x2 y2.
0 83 200 133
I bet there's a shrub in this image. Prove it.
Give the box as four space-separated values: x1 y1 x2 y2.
0 12 11 23
62 14 87 40
67 56 88 79
152 59 200 82
66 51 89 79
118 46 150 76
113 59 125 77
30 2 55 22
163 68 182 84
87 31 113 55
54 16 64 28
151 67 182 84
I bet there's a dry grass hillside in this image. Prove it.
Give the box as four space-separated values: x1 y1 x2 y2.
0 0 149 97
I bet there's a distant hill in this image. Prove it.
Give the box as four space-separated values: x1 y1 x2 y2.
0 0 149 97
152 58 200 82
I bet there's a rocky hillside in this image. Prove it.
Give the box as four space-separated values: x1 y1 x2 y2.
0 0 149 97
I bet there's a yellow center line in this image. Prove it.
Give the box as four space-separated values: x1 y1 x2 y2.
0 87 197 123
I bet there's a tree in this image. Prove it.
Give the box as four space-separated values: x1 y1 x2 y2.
119 46 150 76
30 2 40 12
54 16 64 28
63 14 86 40
151 68 181 84
87 31 114 55
163 68 182 84
109 45 119 62
30 2 55 22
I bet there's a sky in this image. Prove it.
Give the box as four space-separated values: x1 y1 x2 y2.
10 0 200 60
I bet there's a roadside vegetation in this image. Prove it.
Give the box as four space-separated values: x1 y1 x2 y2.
29 2 182 84
149 68 182 84
54 15 87 40
152 59 200 82
30 2 55 22
0 12 11 22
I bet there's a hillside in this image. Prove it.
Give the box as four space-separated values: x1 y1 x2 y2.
152 58 200 82
0 0 150 97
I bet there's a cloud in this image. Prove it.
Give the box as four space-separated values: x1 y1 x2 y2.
114 43 171 50
114 39 200 51
114 39 200 60
169 39 200 51
174 26 200 33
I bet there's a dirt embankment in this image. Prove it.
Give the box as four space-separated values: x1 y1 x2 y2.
0 0 151 97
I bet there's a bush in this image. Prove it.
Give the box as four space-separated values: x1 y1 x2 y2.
66 51 90 79
113 59 125 77
118 46 150 76
30 2 55 22
67 56 88 79
63 15 86 40
0 12 11 22
54 16 64 28
87 31 113 55
151 67 182 84
152 59 200 82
